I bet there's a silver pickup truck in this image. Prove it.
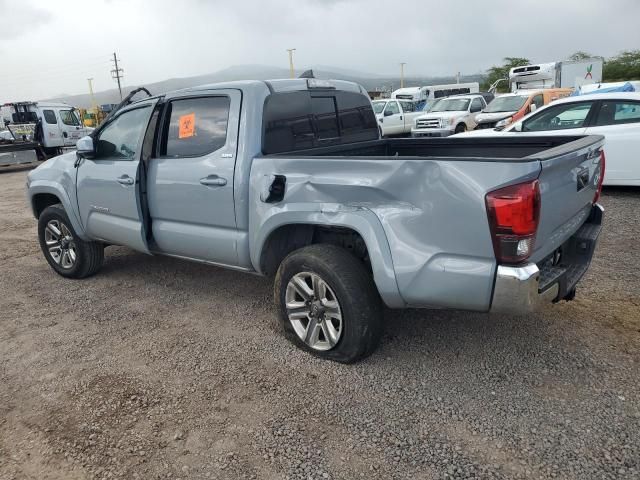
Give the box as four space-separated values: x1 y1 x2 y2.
26 79 605 363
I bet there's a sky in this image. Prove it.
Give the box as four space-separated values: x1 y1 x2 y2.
1 0 639 100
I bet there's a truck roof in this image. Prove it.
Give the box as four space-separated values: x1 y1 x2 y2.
140 78 366 101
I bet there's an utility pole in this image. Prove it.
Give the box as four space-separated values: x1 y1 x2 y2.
286 48 296 79
87 78 97 110
110 52 124 101
400 62 406 88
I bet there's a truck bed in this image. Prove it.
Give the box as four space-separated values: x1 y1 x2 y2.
252 134 604 310
264 135 595 161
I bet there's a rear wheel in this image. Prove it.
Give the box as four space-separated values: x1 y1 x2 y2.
455 123 467 134
38 204 104 279
274 244 383 363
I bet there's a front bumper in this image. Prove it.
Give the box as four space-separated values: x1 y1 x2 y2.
490 203 603 315
411 128 453 138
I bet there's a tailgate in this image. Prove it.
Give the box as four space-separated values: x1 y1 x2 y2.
530 135 605 263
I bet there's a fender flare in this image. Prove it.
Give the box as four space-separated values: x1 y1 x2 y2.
251 205 404 308
28 181 89 241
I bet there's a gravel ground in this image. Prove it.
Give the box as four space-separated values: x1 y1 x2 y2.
0 167 638 480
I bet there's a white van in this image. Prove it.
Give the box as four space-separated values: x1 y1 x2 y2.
1 101 93 152
392 83 479 109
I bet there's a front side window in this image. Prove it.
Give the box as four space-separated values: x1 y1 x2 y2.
532 94 544 108
594 101 640 126
59 109 80 126
43 110 57 125
384 101 400 115
96 106 150 160
522 102 594 131
163 96 230 157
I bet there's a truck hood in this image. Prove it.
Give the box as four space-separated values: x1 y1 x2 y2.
475 111 517 124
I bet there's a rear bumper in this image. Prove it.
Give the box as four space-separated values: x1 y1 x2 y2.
490 203 603 315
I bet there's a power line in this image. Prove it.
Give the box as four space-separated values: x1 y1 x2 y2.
111 52 124 101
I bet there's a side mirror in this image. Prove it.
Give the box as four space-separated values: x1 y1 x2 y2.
513 123 523 132
529 103 538 113
384 109 394 117
76 135 95 159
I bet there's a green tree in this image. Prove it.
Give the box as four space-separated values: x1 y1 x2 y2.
480 57 530 93
603 50 640 81
568 51 595 61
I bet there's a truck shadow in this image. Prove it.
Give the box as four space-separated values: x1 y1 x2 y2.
100 246 571 369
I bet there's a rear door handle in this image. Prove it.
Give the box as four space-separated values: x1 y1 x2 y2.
116 175 134 186
200 175 227 187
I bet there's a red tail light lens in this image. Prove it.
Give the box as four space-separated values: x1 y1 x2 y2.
593 149 605 203
486 179 540 264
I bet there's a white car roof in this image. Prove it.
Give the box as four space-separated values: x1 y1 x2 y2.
550 91 640 104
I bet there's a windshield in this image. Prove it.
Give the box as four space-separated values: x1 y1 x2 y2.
484 95 528 113
372 101 385 114
430 98 470 112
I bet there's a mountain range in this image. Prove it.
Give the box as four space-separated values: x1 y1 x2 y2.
45 64 484 108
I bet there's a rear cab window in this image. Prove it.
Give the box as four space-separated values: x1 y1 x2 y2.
262 90 378 154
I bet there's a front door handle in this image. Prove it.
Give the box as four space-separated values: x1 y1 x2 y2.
200 175 227 187
117 175 134 186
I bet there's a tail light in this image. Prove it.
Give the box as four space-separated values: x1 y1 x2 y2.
593 149 605 203
486 180 540 264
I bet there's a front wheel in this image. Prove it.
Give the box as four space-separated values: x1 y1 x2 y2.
454 123 467 134
37 204 104 279
274 244 383 363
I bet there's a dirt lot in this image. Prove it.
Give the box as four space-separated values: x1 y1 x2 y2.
1 167 638 480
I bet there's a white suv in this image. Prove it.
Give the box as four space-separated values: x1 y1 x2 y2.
411 95 486 137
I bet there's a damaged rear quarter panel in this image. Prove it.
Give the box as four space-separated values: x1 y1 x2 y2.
249 155 540 311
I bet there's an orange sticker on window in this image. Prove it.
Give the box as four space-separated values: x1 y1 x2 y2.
178 112 195 139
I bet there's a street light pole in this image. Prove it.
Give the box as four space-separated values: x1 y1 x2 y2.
400 62 406 89
287 48 296 79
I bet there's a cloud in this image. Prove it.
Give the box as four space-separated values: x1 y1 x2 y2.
0 0 639 100
0 0 51 40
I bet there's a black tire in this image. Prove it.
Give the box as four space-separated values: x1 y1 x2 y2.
38 204 104 279
454 123 467 134
274 244 383 363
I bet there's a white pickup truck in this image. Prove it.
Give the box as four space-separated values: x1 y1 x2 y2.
412 94 487 137
372 99 423 136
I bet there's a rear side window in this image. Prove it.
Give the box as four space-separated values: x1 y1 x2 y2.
43 110 57 124
162 96 230 157
399 101 415 112
594 100 640 126
532 94 544 108
262 90 378 154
